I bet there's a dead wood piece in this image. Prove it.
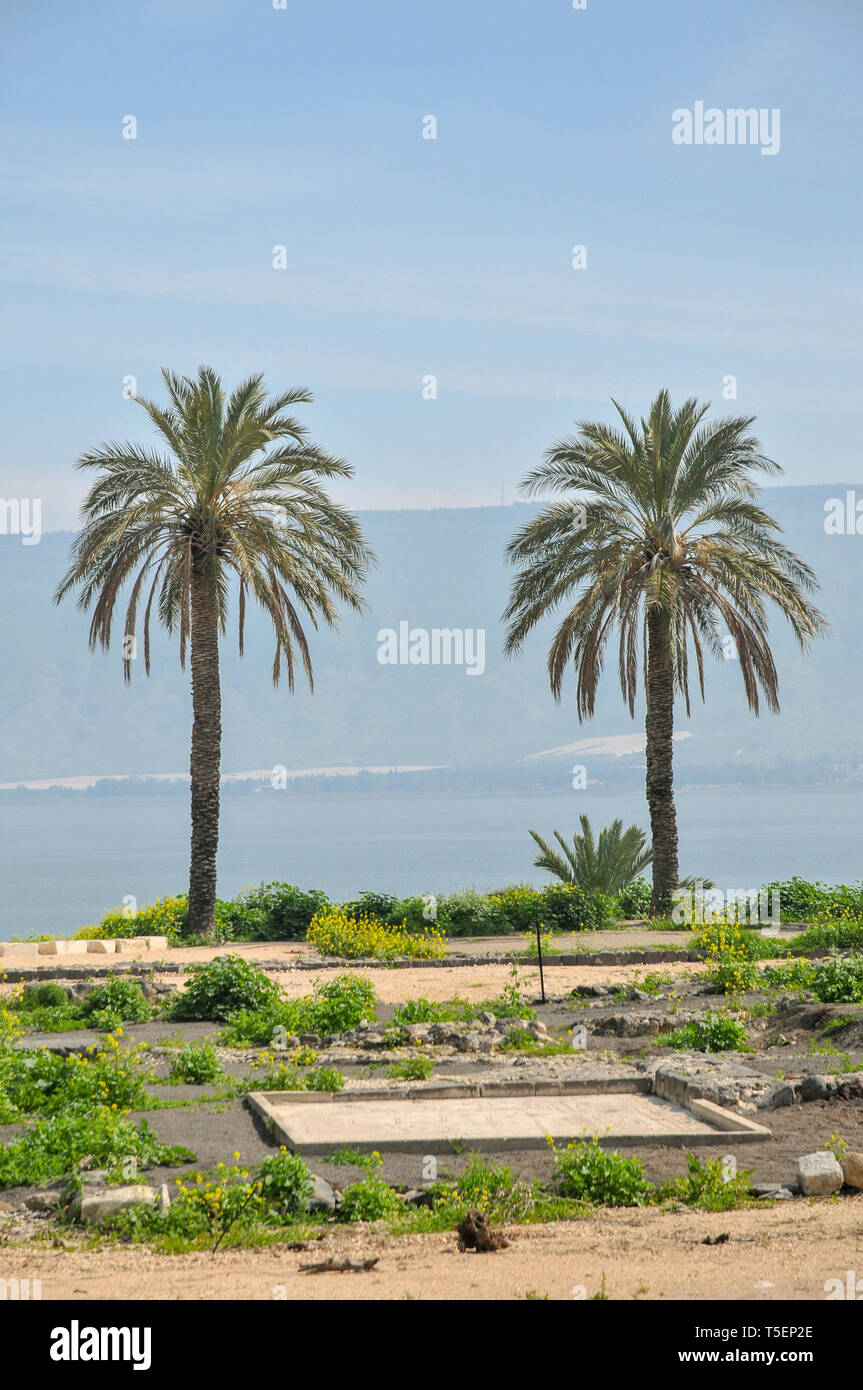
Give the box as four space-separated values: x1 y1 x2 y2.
299 1257 380 1274
456 1209 509 1253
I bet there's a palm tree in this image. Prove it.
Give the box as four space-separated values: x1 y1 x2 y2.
56 366 373 936
504 390 826 914
529 816 652 894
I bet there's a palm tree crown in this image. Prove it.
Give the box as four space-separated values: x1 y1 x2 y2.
55 366 371 688
504 390 824 715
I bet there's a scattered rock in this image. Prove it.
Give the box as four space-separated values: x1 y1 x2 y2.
796 1152 844 1196
841 1151 863 1190
403 1188 437 1208
751 1182 795 1200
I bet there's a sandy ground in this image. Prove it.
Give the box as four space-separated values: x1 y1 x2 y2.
262 960 708 1003
4 1200 861 1301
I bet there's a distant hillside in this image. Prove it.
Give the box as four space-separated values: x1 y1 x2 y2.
0 487 859 783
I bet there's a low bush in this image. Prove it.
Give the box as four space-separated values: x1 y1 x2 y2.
80 978 154 1029
810 957 863 1004
0 1107 193 1190
550 1138 651 1207
612 877 653 919
761 878 863 923
660 1012 748 1053
73 895 189 944
339 1171 402 1222
168 1044 224 1085
385 1056 434 1080
218 882 330 942
657 1153 754 1210
306 907 446 961
218 973 377 1047
169 956 280 1022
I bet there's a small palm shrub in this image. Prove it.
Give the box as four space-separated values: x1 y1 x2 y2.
529 816 652 894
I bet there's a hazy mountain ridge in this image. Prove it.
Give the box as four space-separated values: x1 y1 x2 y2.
0 486 858 784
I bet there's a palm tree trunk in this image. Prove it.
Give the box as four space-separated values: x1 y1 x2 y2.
645 605 679 914
187 558 221 936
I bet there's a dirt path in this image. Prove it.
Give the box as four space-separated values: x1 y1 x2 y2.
4 1200 860 1300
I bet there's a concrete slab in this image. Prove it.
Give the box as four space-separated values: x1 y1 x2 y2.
248 1087 770 1155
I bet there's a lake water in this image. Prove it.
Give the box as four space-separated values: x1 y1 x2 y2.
1 786 861 939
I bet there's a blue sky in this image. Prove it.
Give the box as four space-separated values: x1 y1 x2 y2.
2 0 861 527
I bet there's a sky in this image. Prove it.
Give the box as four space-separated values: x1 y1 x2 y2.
2 0 861 528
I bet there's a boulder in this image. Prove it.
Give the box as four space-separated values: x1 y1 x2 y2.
841 1151 863 1190
796 1152 843 1196
800 1074 831 1102
306 1176 337 1214
79 1185 159 1225
24 1189 66 1212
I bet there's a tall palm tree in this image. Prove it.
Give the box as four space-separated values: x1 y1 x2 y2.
529 815 652 894
503 390 826 914
56 366 373 936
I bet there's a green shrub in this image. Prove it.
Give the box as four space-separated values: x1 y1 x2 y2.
256 1148 314 1217
612 877 652 919
436 887 498 936
219 973 377 1047
392 998 452 1025
18 982 70 1011
73 895 188 944
386 1056 434 1080
341 891 399 922
550 1138 650 1206
217 882 330 942
80 977 154 1028
339 1173 401 1222
0 1107 192 1189
0 1036 153 1121
170 956 280 1021
302 973 378 1035
810 957 863 1004
658 1153 754 1210
763 959 819 991
661 1012 748 1053
540 883 610 932
304 1066 345 1092
168 1044 224 1085
761 878 863 923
